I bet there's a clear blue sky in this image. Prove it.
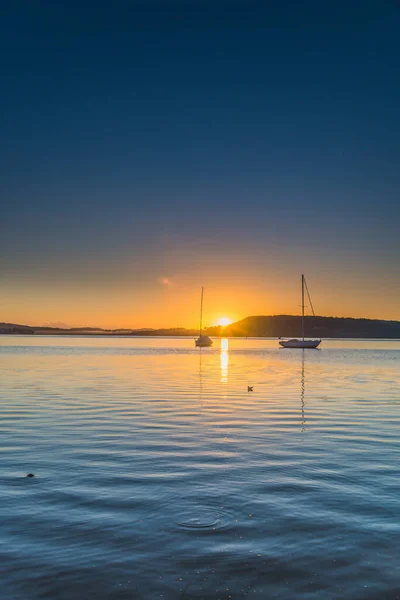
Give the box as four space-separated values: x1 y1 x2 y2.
1 1 400 327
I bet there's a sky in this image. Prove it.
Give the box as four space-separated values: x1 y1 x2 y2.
1 0 400 328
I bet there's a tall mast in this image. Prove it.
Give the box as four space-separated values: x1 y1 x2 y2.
301 274 305 341
200 287 204 336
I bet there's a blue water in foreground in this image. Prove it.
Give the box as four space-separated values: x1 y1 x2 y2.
0 336 399 600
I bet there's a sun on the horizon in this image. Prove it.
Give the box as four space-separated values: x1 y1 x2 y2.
216 317 233 327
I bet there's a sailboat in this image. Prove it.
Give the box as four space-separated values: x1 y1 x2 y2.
279 275 321 349
195 287 213 347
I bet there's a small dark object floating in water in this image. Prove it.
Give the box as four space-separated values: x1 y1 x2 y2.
247 386 253 392
26 473 35 478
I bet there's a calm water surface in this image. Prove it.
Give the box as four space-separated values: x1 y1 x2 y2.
0 336 399 599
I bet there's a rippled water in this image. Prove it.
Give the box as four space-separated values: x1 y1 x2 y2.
1 336 399 599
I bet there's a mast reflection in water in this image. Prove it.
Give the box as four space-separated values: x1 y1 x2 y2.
301 349 305 431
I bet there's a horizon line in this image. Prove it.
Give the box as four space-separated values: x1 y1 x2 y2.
1 313 399 332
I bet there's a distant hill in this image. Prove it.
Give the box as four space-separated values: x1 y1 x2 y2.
1 316 400 338
0 322 35 334
207 315 400 339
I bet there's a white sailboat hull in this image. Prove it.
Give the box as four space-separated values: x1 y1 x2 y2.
195 335 213 347
279 339 321 349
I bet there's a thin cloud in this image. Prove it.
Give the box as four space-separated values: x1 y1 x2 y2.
158 276 171 286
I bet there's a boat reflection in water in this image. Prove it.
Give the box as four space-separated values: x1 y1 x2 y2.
198 348 203 409
220 338 229 383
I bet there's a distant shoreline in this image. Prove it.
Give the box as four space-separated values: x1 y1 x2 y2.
2 315 400 339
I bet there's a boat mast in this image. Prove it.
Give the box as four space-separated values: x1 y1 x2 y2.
301 274 305 341
200 287 204 336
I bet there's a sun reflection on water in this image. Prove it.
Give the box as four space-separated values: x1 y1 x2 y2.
220 338 229 383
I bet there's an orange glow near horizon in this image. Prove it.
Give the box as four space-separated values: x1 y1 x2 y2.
3 268 400 329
